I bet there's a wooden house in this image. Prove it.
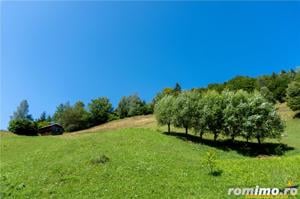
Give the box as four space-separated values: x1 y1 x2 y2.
38 123 64 135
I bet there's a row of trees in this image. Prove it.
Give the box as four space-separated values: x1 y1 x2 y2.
154 90 285 144
8 69 299 135
8 94 153 134
154 69 300 115
53 95 153 132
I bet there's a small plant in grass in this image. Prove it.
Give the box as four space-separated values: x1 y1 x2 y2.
204 150 222 176
91 155 110 165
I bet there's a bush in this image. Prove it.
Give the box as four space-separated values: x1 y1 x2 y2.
8 119 38 136
286 81 300 112
36 121 50 129
204 150 222 176
91 155 110 165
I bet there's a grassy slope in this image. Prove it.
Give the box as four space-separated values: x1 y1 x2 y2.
1 105 300 198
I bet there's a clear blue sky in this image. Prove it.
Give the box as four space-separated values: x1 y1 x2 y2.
1 1 300 129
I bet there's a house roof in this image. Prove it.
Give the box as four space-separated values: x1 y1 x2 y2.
39 123 63 130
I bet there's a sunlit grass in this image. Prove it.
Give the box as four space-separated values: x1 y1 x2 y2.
1 103 299 198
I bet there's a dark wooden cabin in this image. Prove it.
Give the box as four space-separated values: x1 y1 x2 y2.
38 123 64 136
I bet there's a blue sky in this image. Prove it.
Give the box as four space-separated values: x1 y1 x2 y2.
1 1 300 129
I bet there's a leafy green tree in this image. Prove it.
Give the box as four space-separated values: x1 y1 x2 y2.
53 101 89 132
173 82 182 95
257 71 294 102
35 112 51 128
202 91 225 141
192 94 207 139
286 81 300 112
152 83 182 106
88 97 113 126
207 83 226 93
10 100 33 121
226 76 257 93
116 94 148 118
8 100 37 135
46 115 52 122
294 68 300 81
38 111 47 122
223 90 250 141
116 96 129 119
173 92 198 134
36 121 50 129
259 86 276 104
8 119 37 136
143 103 154 115
127 96 146 117
154 95 176 133
242 92 284 144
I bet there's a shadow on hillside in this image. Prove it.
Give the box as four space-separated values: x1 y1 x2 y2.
294 112 300 118
163 132 294 157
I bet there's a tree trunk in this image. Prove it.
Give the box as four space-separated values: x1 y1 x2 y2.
246 137 249 143
167 123 170 133
200 131 204 140
231 135 235 142
214 133 218 141
185 127 188 135
257 137 261 145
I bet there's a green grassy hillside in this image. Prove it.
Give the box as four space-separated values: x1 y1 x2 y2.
1 104 299 198
1 115 299 198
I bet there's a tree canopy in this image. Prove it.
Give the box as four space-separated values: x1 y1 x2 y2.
10 100 32 121
88 97 113 126
154 90 284 144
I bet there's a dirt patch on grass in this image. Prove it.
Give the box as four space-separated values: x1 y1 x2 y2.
276 103 295 121
68 115 157 135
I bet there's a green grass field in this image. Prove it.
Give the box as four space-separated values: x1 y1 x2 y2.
1 115 299 198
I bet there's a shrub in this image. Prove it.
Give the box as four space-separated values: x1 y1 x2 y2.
91 155 110 165
203 150 222 176
8 119 38 136
36 121 50 129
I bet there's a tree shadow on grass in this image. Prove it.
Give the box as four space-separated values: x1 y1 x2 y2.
163 132 294 157
294 112 300 118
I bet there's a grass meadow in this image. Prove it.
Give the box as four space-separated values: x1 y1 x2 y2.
0 108 299 198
